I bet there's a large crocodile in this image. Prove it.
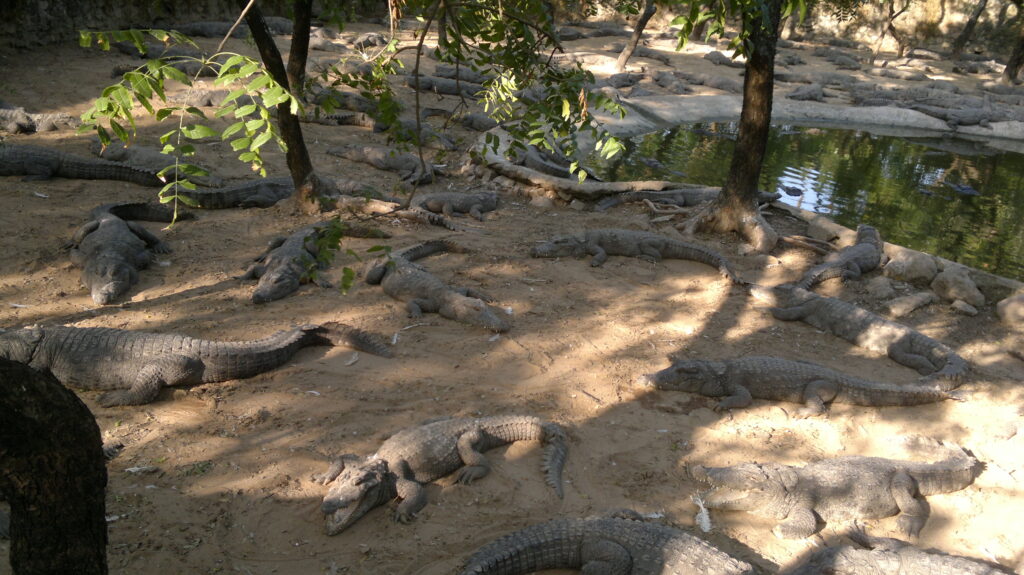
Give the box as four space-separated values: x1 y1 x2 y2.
460 515 758 575
327 144 435 185
691 444 978 539
0 322 392 407
796 224 886 290
317 415 568 535
88 139 223 188
749 284 968 389
784 526 1016 574
412 190 498 221
0 104 79 134
0 143 162 186
531 228 743 284
67 203 179 305
366 240 511 332
595 188 780 211
242 220 389 304
170 177 294 208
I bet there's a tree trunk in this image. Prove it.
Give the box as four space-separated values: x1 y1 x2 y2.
242 0 333 213
615 0 657 72
1003 21 1024 83
0 359 108 575
681 0 782 252
951 0 988 59
287 0 313 95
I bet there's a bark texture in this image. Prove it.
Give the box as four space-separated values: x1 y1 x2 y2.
615 0 657 72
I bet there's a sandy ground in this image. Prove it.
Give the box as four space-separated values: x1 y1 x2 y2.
1 20 1023 575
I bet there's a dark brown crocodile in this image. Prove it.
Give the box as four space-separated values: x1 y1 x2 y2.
0 143 162 186
317 415 567 535
796 224 886 290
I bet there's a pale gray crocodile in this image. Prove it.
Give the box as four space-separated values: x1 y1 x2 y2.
595 188 780 211
412 190 498 221
317 415 567 534
750 284 968 389
327 144 435 185
0 322 391 407
796 224 886 290
0 143 162 186
639 356 963 416
691 443 978 539
531 228 743 284
0 103 79 134
460 515 758 575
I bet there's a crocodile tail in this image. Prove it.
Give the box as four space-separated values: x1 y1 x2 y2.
460 519 587 574
394 239 466 261
908 443 979 496
919 352 969 391
594 193 629 211
402 206 461 231
90 202 194 222
838 379 955 407
310 322 393 357
61 156 164 187
540 422 568 499
797 265 846 290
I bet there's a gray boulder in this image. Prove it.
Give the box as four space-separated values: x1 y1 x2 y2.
996 293 1024 326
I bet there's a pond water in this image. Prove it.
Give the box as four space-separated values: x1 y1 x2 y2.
592 122 1024 282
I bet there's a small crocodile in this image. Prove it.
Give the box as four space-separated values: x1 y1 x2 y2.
749 284 968 389
639 356 962 416
243 220 389 304
327 144 435 185
460 515 757 575
691 443 978 539
67 203 180 305
174 177 295 209
784 526 1017 574
0 322 391 407
366 240 511 332
318 415 568 535
0 143 163 186
412 190 498 221
796 224 886 290
531 228 743 284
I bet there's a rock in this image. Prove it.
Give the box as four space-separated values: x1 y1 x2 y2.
951 300 978 316
931 263 985 307
889 291 937 318
806 218 840 242
569 199 587 211
529 196 555 209
996 293 1024 326
865 276 895 300
883 248 938 285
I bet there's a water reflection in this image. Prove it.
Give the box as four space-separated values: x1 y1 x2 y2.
592 122 1024 281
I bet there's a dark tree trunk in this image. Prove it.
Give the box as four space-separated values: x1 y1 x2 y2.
287 0 313 94
615 0 657 72
872 0 912 62
0 359 108 575
1003 21 1024 83
951 0 988 59
689 19 709 42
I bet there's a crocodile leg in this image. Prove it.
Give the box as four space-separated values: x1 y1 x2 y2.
468 204 485 221
69 220 101 246
797 380 840 417
772 506 819 539
715 384 753 411
637 241 663 263
407 298 440 317
394 476 427 523
767 302 816 321
890 470 928 537
587 244 609 267
456 287 495 302
455 428 491 484
888 340 938 375
579 539 632 574
96 355 203 407
126 221 171 254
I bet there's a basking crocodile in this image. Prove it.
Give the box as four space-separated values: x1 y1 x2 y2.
0 104 79 134
412 190 498 221
531 228 743 284
0 143 163 186
750 284 968 389
67 204 178 305
174 177 295 209
796 224 886 290
0 322 391 407
366 240 511 332
691 444 978 539
243 220 389 304
640 356 962 415
460 515 757 575
596 188 780 211
318 415 567 535
327 144 435 185
88 139 223 188
785 527 1017 575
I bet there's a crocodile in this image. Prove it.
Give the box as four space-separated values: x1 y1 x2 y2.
0 103 79 134
691 444 978 539
749 284 968 389
242 220 389 304
317 415 567 535
530 228 743 284
88 139 223 188
796 224 886 290
460 515 757 575
327 144 435 185
365 240 511 332
0 322 391 407
174 177 295 209
639 356 963 416
67 204 179 305
0 143 163 186
411 190 498 221
595 188 781 211
784 526 1017 575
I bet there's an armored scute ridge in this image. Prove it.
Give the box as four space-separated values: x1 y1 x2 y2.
796 224 886 290
0 143 163 186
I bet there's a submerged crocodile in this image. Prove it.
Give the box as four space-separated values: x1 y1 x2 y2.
531 228 742 284
640 356 963 415
460 515 757 575
412 190 498 221
785 527 1016 575
691 444 978 539
750 284 968 389
318 415 567 535
0 323 391 407
243 220 389 304
0 143 162 186
67 203 178 305
796 224 886 290
366 240 511 332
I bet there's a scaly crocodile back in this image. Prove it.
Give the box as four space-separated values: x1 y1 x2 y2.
796 225 884 290
175 177 294 209
91 202 192 222
0 144 163 186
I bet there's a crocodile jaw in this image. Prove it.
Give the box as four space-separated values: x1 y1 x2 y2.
703 487 757 510
324 492 384 535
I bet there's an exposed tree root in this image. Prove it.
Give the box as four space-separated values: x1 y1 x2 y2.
678 201 779 254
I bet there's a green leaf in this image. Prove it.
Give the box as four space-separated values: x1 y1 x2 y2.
222 121 245 139
155 108 176 121
79 31 92 48
180 124 218 139
179 144 196 156
162 65 190 85
231 137 252 151
250 130 273 150
234 104 257 117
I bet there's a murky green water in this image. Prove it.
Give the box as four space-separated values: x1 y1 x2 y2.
593 122 1024 281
